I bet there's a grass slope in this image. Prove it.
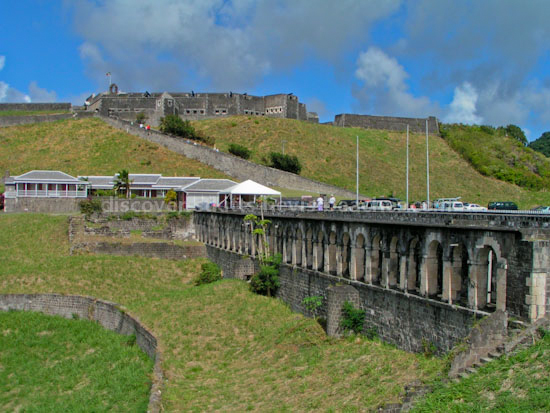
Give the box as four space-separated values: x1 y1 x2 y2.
441 124 550 191
0 214 442 411
0 311 153 412
193 116 550 208
413 331 550 412
0 118 230 189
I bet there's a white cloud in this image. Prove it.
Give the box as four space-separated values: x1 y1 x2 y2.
353 47 439 117
28 81 57 102
444 82 482 124
0 56 5 71
68 0 401 90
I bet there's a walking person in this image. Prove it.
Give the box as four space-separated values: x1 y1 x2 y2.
329 194 336 210
317 195 324 211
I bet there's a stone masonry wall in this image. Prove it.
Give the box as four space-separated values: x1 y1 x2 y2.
206 245 481 353
101 115 358 197
0 113 74 127
0 293 163 412
334 114 439 135
77 241 206 260
0 103 71 111
4 197 82 213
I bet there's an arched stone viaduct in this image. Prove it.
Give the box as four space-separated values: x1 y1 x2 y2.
195 210 550 352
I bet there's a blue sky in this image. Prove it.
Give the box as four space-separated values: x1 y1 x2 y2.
2 0 550 140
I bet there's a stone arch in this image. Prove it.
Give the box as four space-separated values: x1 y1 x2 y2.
109 83 119 94
341 232 351 277
387 236 400 288
314 230 325 271
424 239 443 297
294 228 303 266
471 238 506 311
305 227 314 269
327 231 338 275
353 233 366 281
407 238 421 293
370 233 382 285
444 243 469 306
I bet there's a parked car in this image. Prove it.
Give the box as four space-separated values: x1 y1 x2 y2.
532 206 550 213
336 200 358 210
488 201 518 211
0 193 4 210
437 201 465 212
463 203 487 212
364 199 393 211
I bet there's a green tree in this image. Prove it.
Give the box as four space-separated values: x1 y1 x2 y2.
529 131 550 157
159 115 196 139
268 152 302 174
136 112 146 123
164 189 178 210
505 124 527 146
113 169 132 199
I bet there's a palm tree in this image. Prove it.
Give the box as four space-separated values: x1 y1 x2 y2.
113 169 132 198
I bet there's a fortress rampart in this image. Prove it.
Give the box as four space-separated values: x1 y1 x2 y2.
334 113 439 135
87 90 318 126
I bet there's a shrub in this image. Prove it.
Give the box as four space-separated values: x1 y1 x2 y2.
228 143 251 159
340 301 365 335
159 115 196 139
95 189 116 197
120 211 137 220
194 130 215 146
303 295 323 315
136 112 146 123
164 189 178 210
268 152 302 174
79 199 102 216
249 253 282 296
194 262 222 286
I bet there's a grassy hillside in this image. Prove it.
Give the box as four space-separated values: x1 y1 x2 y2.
193 116 550 209
441 124 550 190
0 214 443 411
414 331 550 412
0 118 231 190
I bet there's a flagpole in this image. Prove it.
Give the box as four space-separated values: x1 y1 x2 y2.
406 124 409 209
356 135 359 206
426 119 430 208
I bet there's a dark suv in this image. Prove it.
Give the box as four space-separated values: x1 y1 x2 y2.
488 201 518 211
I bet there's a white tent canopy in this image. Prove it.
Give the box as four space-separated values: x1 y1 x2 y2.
219 180 281 208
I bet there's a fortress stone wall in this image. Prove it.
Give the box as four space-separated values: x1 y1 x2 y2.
334 113 440 135
87 90 318 126
0 102 71 112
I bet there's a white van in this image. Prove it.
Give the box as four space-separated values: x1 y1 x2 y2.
365 199 393 211
439 201 464 211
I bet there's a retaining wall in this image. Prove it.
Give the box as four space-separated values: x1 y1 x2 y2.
206 245 484 353
0 293 163 412
0 113 74 127
100 116 358 197
74 241 206 260
4 197 82 213
0 103 71 111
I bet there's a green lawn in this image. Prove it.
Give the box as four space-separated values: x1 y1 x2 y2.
0 213 443 411
0 311 153 412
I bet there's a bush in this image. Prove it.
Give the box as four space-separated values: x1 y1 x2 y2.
136 112 146 123
194 262 222 286
228 143 251 159
159 115 196 139
340 301 365 334
95 189 116 197
79 199 102 216
268 152 302 174
249 253 282 296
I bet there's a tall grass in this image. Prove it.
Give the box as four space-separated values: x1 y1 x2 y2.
0 214 443 411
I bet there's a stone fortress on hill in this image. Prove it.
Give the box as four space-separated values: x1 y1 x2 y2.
85 86 440 134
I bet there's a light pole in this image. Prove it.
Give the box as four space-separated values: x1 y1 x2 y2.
356 135 359 206
426 119 430 208
406 125 409 209
282 140 287 155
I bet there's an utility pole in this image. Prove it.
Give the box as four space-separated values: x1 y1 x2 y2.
426 119 430 208
406 125 409 209
356 135 359 206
